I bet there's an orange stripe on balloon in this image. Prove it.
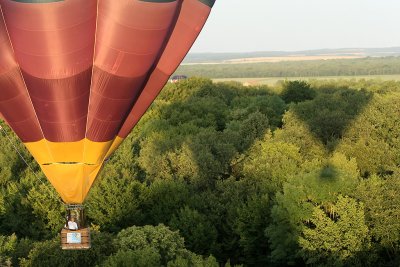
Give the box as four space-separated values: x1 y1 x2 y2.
0 4 43 142
1 0 97 142
85 0 179 143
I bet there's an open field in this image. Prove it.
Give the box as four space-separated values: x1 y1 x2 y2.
183 55 364 65
183 47 400 64
217 55 364 64
213 74 400 86
176 57 400 79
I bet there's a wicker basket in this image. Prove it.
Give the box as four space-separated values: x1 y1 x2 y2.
61 227 91 250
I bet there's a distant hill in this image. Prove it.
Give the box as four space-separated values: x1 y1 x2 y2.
183 47 400 64
176 56 400 79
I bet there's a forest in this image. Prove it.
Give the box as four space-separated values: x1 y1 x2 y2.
177 57 400 78
1 77 400 266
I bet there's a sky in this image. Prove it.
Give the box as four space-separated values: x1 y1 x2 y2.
190 0 400 53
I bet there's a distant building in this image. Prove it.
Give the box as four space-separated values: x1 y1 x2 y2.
170 75 188 83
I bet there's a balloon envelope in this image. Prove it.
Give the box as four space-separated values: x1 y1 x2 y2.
0 0 215 203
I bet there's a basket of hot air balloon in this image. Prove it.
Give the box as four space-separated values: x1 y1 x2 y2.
0 0 215 250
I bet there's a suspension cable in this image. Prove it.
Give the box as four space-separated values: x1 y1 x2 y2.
0 124 62 204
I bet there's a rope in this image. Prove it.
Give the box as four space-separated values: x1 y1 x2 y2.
0 124 62 204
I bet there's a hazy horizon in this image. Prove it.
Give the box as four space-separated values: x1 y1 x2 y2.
190 0 400 53
187 46 400 55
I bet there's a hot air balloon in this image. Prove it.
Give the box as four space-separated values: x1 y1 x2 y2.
0 0 215 249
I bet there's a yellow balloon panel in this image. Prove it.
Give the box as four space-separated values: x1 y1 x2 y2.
23 137 123 203
25 139 115 165
41 163 102 204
